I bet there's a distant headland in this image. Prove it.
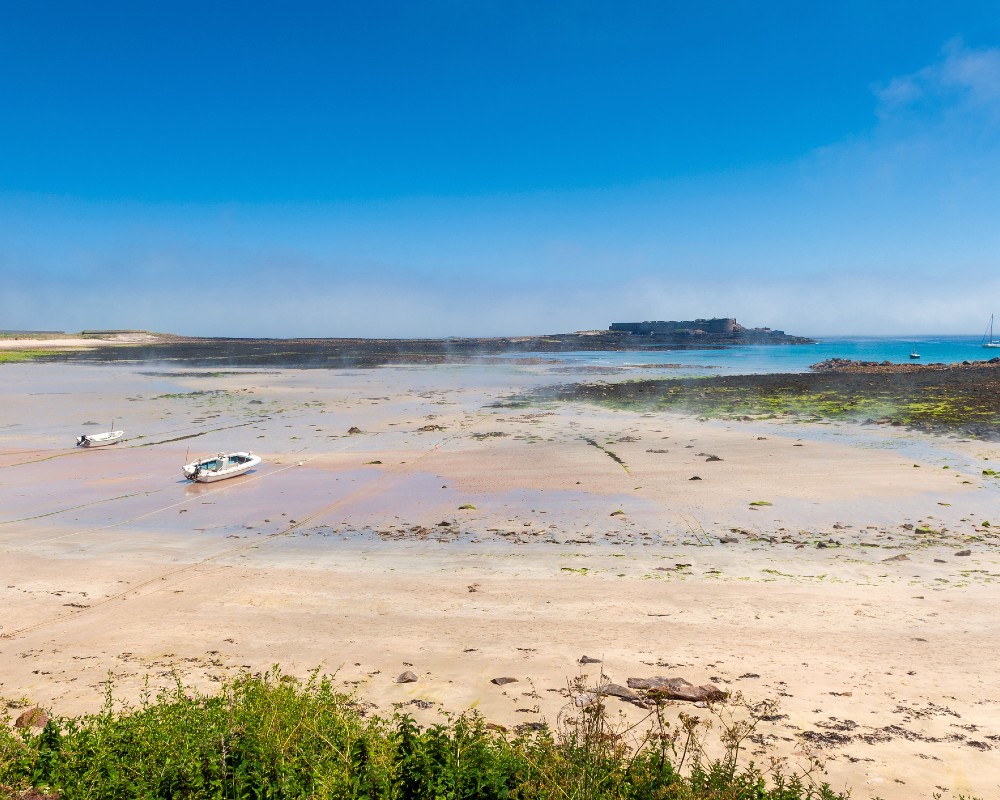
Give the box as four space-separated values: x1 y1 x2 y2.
2 319 813 368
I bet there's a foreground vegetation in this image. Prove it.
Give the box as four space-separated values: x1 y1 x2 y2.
1 671 850 800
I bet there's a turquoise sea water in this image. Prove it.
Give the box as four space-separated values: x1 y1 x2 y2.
535 335 999 376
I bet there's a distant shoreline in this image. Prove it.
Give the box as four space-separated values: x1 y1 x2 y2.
1 328 814 368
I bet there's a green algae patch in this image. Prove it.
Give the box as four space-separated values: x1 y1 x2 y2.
541 364 1000 439
0 349 60 363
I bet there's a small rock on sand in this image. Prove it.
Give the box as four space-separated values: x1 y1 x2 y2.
882 554 909 562
689 476 702 481
396 671 418 683
491 676 518 685
955 549 972 557
579 655 602 664
347 426 362 434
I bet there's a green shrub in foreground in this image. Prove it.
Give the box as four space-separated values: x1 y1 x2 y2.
1 670 851 799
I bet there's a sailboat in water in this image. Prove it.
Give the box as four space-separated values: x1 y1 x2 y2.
982 315 1000 349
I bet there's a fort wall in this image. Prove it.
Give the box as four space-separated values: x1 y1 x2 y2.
609 318 737 335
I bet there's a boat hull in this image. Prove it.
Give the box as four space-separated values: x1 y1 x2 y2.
77 431 124 447
183 452 261 483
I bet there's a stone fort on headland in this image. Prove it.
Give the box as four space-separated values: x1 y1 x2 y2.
607 318 801 342
610 317 737 335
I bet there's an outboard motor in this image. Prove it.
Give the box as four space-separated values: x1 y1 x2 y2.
76 435 87 447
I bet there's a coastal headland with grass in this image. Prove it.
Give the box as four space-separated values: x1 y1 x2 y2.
1 329 998 799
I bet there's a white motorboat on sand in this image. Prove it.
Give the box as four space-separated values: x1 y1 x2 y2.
76 430 124 447
183 452 261 483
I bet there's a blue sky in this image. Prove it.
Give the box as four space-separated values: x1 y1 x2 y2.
2 1 1000 336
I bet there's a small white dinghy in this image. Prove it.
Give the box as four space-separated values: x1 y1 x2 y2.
76 430 124 447
183 451 261 483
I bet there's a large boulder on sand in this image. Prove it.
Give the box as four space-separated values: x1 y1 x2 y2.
15 707 49 728
626 676 726 702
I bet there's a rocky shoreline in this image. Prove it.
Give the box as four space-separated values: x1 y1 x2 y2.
545 359 1000 439
811 356 1000 373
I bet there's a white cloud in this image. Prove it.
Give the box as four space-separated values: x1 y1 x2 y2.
874 39 1000 122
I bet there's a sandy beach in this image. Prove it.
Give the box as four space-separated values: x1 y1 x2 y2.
0 332 163 350
2 360 998 799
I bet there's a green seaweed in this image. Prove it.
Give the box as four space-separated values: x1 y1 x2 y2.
0 349 60 363
541 368 1000 437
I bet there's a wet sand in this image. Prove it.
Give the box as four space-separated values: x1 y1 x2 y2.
1 361 998 799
